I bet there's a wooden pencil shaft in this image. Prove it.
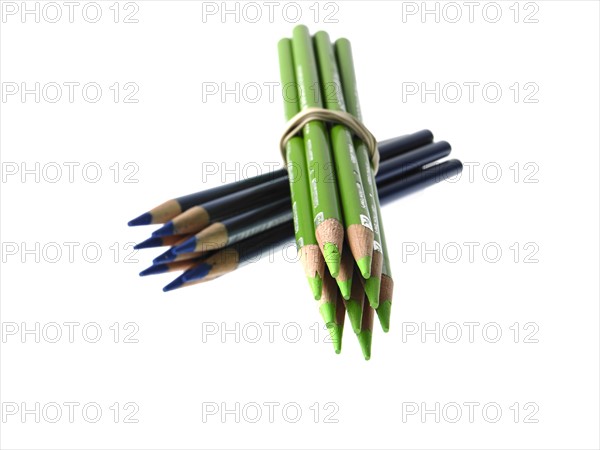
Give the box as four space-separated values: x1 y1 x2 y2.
220 199 291 241
277 37 320 252
378 160 463 205
377 141 452 183
221 221 294 269
175 170 285 211
170 176 290 235
291 25 343 232
313 31 373 236
337 244 354 283
203 176 289 221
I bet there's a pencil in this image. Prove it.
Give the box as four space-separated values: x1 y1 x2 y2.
172 199 291 255
134 234 193 250
330 292 346 354
152 176 289 237
357 297 374 360
139 258 204 276
378 159 463 204
151 235 201 265
376 141 452 185
162 222 294 291
152 246 204 265
334 37 382 307
292 25 344 277
345 269 365 334
128 170 284 226
318 267 338 328
336 244 354 300
278 37 326 300
314 31 374 278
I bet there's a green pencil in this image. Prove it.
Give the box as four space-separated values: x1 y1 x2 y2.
278 37 325 300
346 269 365 334
318 267 338 329
335 37 384 309
357 296 374 360
291 25 344 277
336 243 354 300
313 31 374 279
329 291 346 354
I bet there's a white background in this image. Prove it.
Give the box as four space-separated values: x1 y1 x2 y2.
1 1 599 449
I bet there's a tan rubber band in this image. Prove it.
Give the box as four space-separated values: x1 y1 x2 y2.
280 107 380 173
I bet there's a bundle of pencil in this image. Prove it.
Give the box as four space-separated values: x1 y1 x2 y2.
128 26 464 359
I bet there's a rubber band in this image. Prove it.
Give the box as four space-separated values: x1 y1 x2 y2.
279 107 380 173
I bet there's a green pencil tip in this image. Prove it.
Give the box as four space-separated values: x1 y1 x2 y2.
364 277 381 309
345 300 363 334
376 301 392 333
357 330 372 360
328 324 343 354
336 278 352 300
323 243 341 277
307 275 323 300
319 302 336 328
356 256 372 279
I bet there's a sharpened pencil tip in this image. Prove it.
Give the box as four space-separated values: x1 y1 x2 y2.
152 222 175 237
357 330 372 360
307 275 323 300
376 300 392 333
356 256 372 279
364 277 381 309
328 324 343 354
345 299 363 334
319 302 336 328
139 265 168 277
173 238 197 255
336 278 352 300
134 236 162 250
180 263 211 283
322 243 341 278
163 276 185 292
128 212 152 226
153 249 176 265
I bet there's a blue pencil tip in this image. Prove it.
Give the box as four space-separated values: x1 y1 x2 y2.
163 276 185 292
152 222 174 237
181 263 211 283
173 238 197 255
128 212 152 226
153 249 176 264
139 265 168 276
134 236 162 250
